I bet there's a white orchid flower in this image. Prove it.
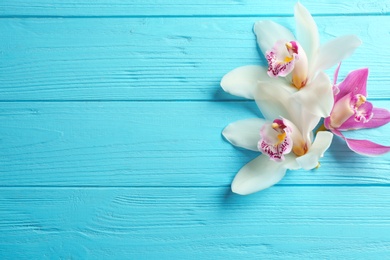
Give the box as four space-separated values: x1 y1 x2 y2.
221 67 333 195
222 2 361 117
223 118 333 195
221 65 327 137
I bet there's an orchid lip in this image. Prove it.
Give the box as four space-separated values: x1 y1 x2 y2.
258 119 293 162
266 40 297 78
350 94 373 123
329 93 373 129
265 40 309 90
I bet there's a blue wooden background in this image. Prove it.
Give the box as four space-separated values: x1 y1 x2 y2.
1 0 390 258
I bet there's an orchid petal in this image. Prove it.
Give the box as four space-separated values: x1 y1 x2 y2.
311 35 361 78
333 62 342 86
338 107 390 130
336 68 369 103
345 139 390 156
254 21 296 56
283 154 301 170
282 117 308 150
294 2 319 66
332 63 342 95
324 117 331 130
256 79 320 141
255 79 294 120
231 154 298 195
222 118 266 151
329 93 355 129
220 65 268 99
332 129 390 156
296 131 333 170
293 71 334 117
297 110 320 145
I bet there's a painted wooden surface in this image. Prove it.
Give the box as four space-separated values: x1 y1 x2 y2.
0 0 389 259
1 16 390 101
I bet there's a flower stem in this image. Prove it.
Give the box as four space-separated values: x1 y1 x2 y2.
315 124 328 134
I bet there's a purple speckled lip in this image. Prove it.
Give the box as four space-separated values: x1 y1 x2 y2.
258 119 293 162
265 40 298 78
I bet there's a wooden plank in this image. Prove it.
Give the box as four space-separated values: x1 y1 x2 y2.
0 0 388 16
0 101 389 187
1 16 390 101
1 186 390 258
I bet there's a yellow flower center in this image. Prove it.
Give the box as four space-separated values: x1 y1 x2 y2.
355 94 366 108
272 122 287 145
284 56 294 63
292 75 307 90
293 143 308 157
277 132 287 145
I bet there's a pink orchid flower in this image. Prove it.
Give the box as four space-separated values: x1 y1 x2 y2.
324 65 390 156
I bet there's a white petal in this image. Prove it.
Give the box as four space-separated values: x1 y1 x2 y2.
294 2 319 66
222 118 266 151
311 35 362 77
231 154 287 195
293 72 334 117
296 131 333 170
256 79 321 142
254 21 295 56
300 112 320 145
283 153 301 170
255 80 295 120
220 65 268 99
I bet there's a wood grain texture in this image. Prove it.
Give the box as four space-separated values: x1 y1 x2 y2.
1 16 390 101
0 0 389 16
1 187 390 259
0 101 389 187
